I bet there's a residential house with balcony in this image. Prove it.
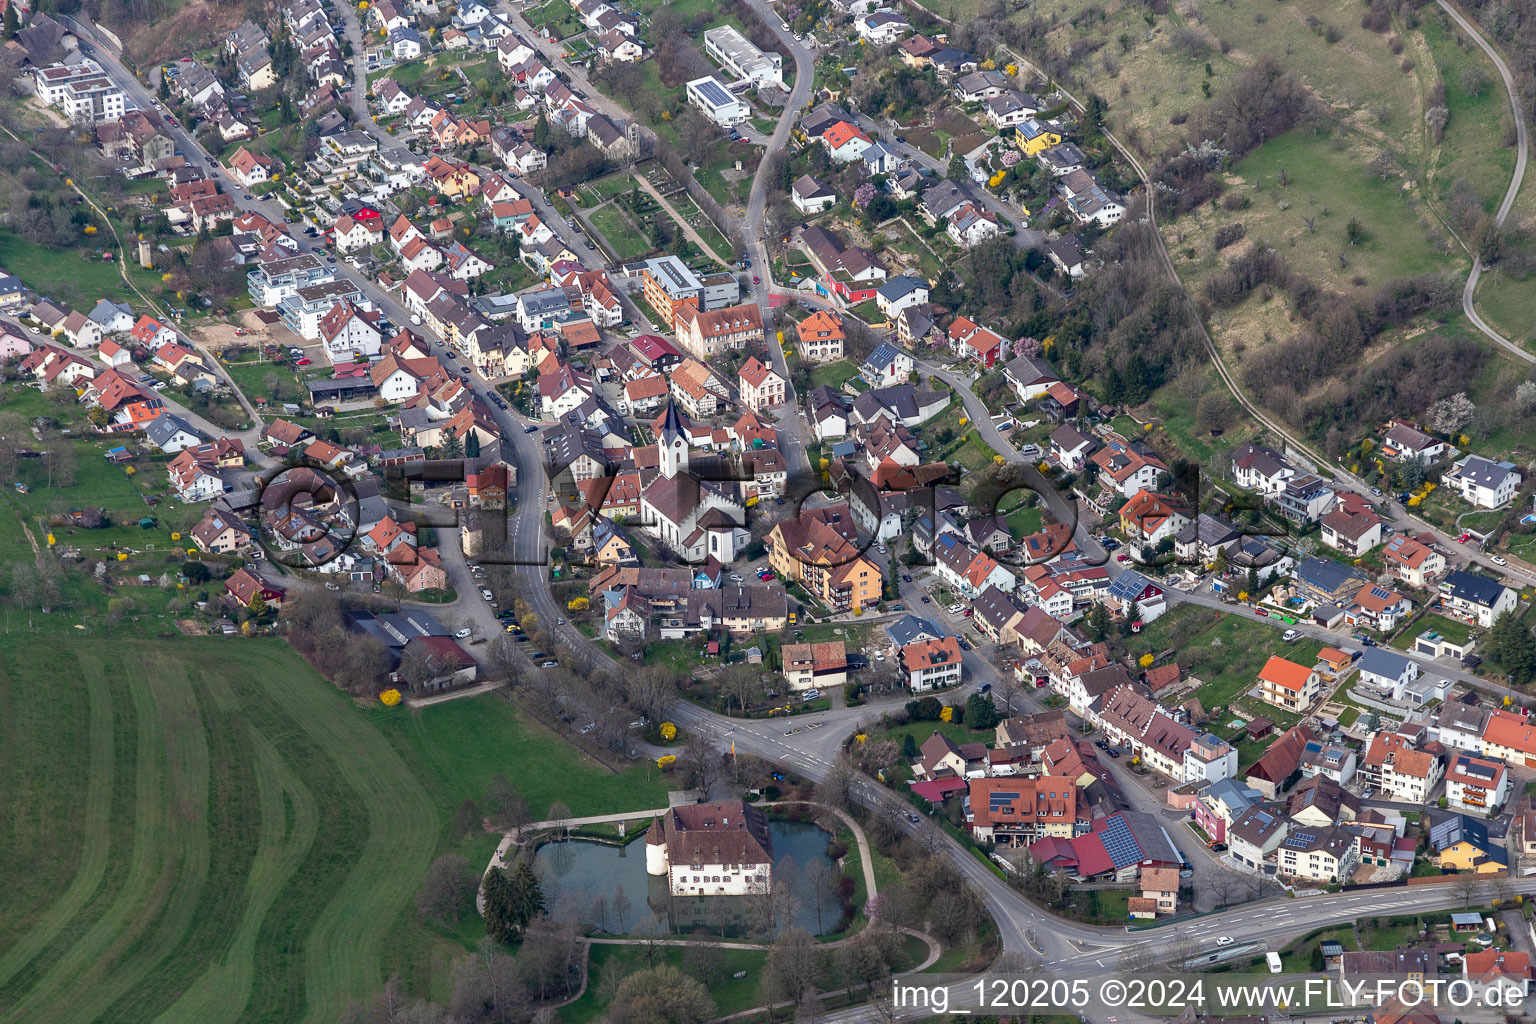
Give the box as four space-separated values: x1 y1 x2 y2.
1446 454 1521 508
1444 753 1510 813
1258 654 1323 713
1439 570 1517 628
1361 732 1442 803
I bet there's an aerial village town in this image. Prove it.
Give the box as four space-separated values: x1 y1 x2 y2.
4 0 1536 1018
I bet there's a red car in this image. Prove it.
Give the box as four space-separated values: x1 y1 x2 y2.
1255 609 1269 617
1459 533 1471 542
963 608 973 617
752 275 760 284
1115 553 1127 563
296 357 312 366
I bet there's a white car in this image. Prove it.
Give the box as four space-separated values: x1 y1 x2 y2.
480 588 493 601
1491 556 1508 567
454 628 472 639
1281 629 1299 642
1216 936 1235 947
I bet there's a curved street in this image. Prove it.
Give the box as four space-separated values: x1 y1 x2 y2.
56 5 1536 999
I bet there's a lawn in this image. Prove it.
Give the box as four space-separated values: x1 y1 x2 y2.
0 231 152 310
1004 504 1044 539
587 204 655 262
1124 605 1327 720
524 0 585 39
0 636 440 1024
372 692 674 821
1389 613 1475 650
560 945 768 1023
808 359 860 390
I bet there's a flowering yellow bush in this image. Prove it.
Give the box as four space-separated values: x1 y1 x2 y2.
854 733 867 744
566 596 589 612
659 721 677 741
939 705 953 723
1138 653 1155 668
657 754 677 768
1237 590 1249 602
379 689 402 706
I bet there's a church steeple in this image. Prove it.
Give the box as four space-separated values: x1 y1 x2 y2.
659 399 689 479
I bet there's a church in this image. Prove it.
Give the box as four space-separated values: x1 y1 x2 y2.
638 401 750 563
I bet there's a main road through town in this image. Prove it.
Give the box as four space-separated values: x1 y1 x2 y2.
62 16 1536 999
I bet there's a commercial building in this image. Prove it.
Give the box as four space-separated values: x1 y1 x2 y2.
686 76 750 126
703 25 783 88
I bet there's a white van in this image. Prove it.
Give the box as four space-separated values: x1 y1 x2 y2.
1266 952 1282 974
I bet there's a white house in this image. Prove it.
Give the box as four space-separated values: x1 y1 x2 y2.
686 76 750 126
317 301 383 361
791 175 837 214
875 275 929 318
1446 454 1522 508
1439 570 1518 628
854 9 909 44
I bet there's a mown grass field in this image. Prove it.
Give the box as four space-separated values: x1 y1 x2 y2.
0 637 439 1024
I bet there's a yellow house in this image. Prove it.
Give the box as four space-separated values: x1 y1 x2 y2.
1433 816 1507 874
1015 119 1062 156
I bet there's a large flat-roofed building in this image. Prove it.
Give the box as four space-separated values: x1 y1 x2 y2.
703 26 783 88
35 61 127 125
641 255 705 327
686 75 750 126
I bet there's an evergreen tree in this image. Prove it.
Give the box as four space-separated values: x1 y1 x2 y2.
1247 565 1260 597
1119 599 1140 636
507 860 545 928
1489 612 1536 685
441 432 464 459
902 732 918 758
946 155 968 183
1211 547 1228 575
482 866 520 942
1086 601 1111 642
465 431 481 459
1103 366 1124 403
965 692 999 730
3 3 19 41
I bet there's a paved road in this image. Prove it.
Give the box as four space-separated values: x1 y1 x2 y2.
1434 0 1532 364
743 0 817 480
67 6 1536 982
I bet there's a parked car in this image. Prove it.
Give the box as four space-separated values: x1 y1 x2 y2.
1491 555 1508 566
454 628 472 639
480 588 493 600
1281 629 1299 642
902 573 912 582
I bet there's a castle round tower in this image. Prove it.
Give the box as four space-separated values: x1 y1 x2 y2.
645 815 668 876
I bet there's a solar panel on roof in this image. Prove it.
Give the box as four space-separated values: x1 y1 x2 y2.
695 78 735 107
1370 586 1393 600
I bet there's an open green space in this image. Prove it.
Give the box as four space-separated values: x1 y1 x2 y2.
560 945 767 1023
808 359 859 390
588 204 656 262
525 0 584 39
1389 613 1476 650
0 636 439 1024
1218 128 1457 292
373 692 674 821
1420 16 1517 219
1122 605 1327 723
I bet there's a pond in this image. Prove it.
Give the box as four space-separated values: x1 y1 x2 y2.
534 819 840 937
